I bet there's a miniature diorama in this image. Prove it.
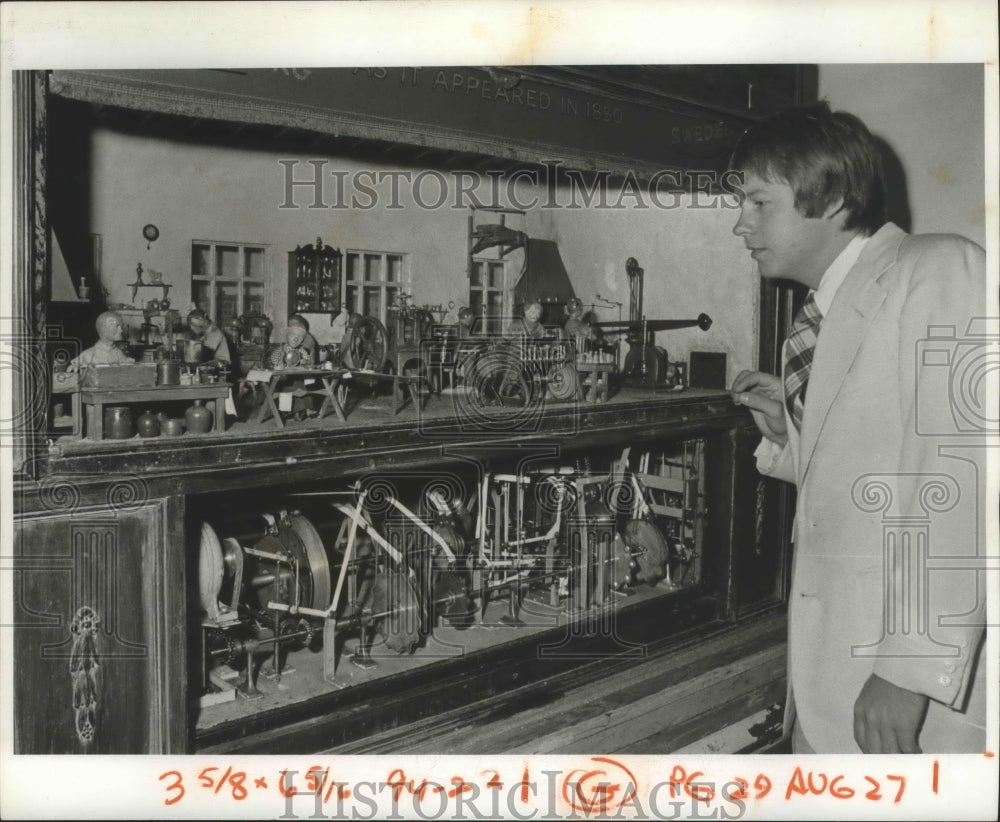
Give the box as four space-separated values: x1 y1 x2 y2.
47 252 719 445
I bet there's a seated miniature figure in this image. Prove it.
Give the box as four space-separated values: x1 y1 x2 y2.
267 315 317 369
187 309 233 365
507 300 549 340
68 311 135 371
563 298 592 339
456 306 479 339
288 314 319 361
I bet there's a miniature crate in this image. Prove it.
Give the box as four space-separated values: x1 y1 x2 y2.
81 364 157 389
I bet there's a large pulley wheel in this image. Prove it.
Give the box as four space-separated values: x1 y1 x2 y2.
342 314 389 372
624 344 667 384
247 512 332 612
621 519 670 585
546 362 580 401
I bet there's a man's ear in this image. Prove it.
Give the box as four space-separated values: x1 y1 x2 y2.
822 197 848 225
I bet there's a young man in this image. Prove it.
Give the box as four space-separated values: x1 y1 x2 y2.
729 102 988 754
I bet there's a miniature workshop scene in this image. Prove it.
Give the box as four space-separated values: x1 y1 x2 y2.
10 62 987 761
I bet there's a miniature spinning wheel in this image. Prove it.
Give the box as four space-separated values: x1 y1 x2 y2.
342 314 389 372
468 349 531 407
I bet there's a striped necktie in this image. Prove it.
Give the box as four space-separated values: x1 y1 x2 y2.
784 292 823 432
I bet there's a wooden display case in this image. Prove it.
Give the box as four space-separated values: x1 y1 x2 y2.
8 65 808 755
13 389 793 754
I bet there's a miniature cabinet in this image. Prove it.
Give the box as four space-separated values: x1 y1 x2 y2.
287 238 342 314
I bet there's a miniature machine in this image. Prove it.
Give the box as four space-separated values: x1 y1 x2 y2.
194 441 705 709
593 257 714 388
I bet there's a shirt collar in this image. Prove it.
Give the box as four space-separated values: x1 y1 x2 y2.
811 233 870 316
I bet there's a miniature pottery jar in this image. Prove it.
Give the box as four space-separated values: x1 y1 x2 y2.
157 359 180 386
162 418 184 437
184 399 213 434
104 406 133 439
136 410 161 438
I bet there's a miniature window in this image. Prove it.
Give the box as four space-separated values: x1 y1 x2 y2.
469 257 508 334
191 240 268 324
344 250 407 328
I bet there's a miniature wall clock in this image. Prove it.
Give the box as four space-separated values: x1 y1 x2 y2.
143 223 160 249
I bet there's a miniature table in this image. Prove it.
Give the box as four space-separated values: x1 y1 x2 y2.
576 361 615 403
244 368 348 429
81 383 229 441
348 370 430 415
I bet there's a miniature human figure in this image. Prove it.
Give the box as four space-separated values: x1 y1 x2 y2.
508 300 548 340
268 315 317 369
265 315 320 418
729 102 986 754
288 314 319 361
563 298 590 338
186 308 232 364
68 311 135 371
456 306 478 339
563 297 599 355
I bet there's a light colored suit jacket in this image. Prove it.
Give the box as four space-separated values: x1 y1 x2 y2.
758 222 990 753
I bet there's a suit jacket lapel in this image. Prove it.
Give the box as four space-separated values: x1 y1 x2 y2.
797 224 905 479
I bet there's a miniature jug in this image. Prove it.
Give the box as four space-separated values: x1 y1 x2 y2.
137 410 161 438
184 399 213 434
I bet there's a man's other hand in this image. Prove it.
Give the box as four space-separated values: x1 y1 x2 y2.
854 673 929 753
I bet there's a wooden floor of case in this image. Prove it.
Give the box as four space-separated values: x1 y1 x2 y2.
319 609 787 755
195 580 695 733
